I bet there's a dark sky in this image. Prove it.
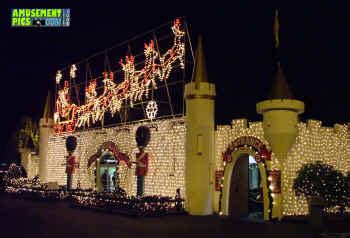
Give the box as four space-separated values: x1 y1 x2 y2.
0 1 348 163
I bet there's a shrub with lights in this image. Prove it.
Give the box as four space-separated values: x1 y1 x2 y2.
293 161 348 213
6 163 23 179
70 188 185 216
4 177 185 216
4 177 66 201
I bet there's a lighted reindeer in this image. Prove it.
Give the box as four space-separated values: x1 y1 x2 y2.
158 19 185 80
55 81 78 132
55 18 186 133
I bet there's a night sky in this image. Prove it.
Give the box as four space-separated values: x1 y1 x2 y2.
1 1 348 163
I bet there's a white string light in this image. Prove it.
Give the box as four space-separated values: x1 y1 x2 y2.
70 64 77 78
55 70 62 84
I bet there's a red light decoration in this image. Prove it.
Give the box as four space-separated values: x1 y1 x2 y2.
222 136 272 163
55 19 185 133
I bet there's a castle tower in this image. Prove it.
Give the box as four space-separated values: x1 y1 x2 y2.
39 91 54 183
184 36 216 215
256 10 304 219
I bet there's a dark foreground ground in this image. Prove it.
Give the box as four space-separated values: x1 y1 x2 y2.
0 194 348 238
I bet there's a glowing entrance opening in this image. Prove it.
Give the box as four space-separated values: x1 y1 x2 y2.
248 155 263 220
99 151 119 192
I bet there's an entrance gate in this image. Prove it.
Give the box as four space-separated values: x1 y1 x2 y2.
229 156 249 219
220 136 272 220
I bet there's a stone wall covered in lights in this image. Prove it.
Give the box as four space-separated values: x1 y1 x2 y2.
47 117 186 198
283 120 349 215
215 118 349 216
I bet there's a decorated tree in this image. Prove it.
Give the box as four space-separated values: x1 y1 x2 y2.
293 161 348 212
6 163 23 179
16 116 39 153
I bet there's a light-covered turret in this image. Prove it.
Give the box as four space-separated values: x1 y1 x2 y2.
257 9 305 164
257 63 304 163
39 91 54 183
184 36 216 215
256 10 304 219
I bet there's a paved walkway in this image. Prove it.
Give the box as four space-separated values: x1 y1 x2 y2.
0 195 347 238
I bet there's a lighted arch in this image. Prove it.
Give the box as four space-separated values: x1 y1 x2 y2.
221 136 271 220
87 141 131 192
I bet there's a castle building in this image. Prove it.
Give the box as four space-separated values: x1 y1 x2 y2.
22 15 349 221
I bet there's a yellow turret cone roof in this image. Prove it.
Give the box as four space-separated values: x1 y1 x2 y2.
42 91 53 120
192 35 209 87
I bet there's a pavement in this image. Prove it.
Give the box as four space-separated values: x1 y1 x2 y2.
0 194 348 238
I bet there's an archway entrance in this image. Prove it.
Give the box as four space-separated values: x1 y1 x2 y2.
247 155 263 219
99 151 119 192
229 155 248 219
221 136 271 220
87 141 130 192
228 154 264 219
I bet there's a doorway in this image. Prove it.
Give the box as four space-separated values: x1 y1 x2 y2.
99 151 119 192
229 154 263 220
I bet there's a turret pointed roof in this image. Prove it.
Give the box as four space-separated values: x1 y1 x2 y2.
192 35 209 87
269 63 294 99
269 9 294 99
42 91 53 120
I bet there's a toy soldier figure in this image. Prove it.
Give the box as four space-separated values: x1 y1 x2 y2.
65 136 78 192
134 126 150 197
135 147 149 197
65 154 78 192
